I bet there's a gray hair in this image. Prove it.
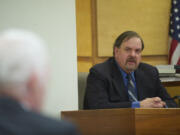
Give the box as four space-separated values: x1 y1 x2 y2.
0 29 48 90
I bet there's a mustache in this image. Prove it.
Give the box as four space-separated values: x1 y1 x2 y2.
126 57 136 63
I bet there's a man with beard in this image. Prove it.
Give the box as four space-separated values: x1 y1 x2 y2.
84 31 177 109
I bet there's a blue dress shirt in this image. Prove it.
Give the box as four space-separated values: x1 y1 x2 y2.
115 62 140 108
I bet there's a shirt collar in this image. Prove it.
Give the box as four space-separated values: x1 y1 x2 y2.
115 60 135 81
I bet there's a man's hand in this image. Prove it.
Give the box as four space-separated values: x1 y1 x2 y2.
140 97 166 108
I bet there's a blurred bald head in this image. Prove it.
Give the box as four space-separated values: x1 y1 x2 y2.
0 29 49 112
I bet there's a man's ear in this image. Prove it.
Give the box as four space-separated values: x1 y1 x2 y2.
114 47 119 56
25 72 38 105
27 72 38 95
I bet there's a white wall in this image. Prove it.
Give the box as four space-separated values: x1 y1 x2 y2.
0 0 78 117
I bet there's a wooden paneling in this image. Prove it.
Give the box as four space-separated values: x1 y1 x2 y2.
62 109 180 135
97 0 171 56
135 109 180 135
62 109 135 135
76 0 172 72
76 0 92 57
78 58 92 72
141 55 168 65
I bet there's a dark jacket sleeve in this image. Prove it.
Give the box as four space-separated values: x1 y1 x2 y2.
153 67 177 108
84 68 132 109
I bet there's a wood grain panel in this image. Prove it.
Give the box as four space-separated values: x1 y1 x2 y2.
78 58 92 72
76 0 92 56
141 55 168 65
61 109 180 135
135 109 180 135
97 0 171 56
62 109 135 135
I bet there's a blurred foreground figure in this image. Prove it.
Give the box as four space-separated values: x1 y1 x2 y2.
0 29 80 135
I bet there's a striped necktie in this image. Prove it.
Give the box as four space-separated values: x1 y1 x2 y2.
126 74 138 102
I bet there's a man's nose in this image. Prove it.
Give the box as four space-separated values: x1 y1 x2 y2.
130 50 136 57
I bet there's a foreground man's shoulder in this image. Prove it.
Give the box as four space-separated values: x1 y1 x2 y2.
28 112 79 134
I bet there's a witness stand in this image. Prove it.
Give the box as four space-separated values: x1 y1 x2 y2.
61 108 180 135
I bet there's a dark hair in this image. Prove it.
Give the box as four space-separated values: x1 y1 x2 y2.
113 31 144 55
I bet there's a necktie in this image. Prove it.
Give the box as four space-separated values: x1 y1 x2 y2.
127 74 138 102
